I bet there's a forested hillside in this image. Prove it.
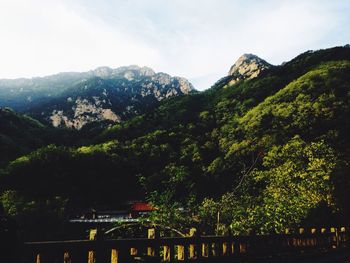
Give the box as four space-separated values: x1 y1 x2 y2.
0 108 73 167
1 46 350 239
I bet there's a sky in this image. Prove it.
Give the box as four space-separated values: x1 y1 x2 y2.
0 0 349 90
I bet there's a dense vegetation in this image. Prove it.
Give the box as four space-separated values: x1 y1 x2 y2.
1 46 350 240
0 108 74 167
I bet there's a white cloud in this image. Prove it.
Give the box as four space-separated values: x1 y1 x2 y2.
0 0 160 78
0 0 349 90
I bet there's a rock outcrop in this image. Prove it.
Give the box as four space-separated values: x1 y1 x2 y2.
227 54 271 85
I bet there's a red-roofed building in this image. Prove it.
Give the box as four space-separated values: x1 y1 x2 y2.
68 201 156 223
130 202 155 218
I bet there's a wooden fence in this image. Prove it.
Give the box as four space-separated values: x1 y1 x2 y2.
24 227 349 262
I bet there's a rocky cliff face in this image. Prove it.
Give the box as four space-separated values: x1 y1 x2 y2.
227 54 272 85
0 66 195 129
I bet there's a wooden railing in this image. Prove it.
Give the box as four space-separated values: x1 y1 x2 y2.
24 227 349 262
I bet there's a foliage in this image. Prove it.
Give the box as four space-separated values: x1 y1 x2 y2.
199 137 338 234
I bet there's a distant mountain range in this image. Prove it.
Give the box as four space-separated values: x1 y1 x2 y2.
0 65 195 129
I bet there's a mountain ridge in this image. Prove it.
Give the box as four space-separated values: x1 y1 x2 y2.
0 65 195 129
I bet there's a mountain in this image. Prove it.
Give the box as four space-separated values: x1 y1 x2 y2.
213 53 272 90
0 66 195 129
228 53 271 81
2 45 350 239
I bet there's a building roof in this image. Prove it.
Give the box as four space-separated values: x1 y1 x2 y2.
130 202 155 212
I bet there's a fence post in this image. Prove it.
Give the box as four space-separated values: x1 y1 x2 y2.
88 229 97 263
189 228 197 260
202 243 209 258
339 227 346 247
147 227 158 257
310 228 317 247
330 227 339 248
230 240 235 255
222 241 229 256
163 244 173 262
111 249 118 263
63 252 70 263
177 245 185 261
319 228 328 249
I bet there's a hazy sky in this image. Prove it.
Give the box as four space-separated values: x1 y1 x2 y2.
0 0 349 90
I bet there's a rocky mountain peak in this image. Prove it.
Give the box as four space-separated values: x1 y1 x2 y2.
227 54 271 85
139 66 156 77
92 66 114 78
91 65 156 79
